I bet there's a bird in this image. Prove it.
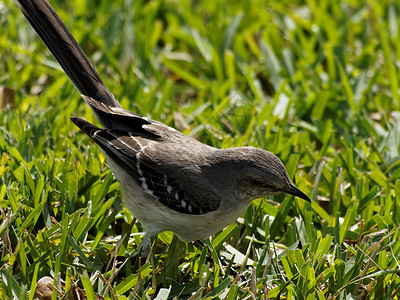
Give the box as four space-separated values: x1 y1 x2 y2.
17 0 310 253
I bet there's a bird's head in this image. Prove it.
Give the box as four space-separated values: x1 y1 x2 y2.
225 147 310 202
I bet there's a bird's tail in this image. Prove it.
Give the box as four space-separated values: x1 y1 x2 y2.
17 0 121 109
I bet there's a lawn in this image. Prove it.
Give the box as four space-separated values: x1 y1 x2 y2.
1 0 400 299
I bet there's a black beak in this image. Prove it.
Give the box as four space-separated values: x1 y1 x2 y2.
288 185 310 202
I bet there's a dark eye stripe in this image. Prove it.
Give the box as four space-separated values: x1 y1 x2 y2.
259 183 275 190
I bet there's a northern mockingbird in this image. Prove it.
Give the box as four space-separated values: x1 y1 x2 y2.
17 0 310 251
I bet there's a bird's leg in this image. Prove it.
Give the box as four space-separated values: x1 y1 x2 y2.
200 239 246 279
201 238 225 276
138 233 151 259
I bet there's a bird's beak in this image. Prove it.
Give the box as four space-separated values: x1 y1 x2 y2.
288 185 310 202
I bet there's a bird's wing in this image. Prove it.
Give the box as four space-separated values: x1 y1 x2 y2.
71 117 221 215
81 95 176 135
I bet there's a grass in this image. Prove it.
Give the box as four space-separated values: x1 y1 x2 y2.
1 0 400 298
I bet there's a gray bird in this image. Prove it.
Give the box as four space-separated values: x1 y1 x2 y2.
17 0 310 252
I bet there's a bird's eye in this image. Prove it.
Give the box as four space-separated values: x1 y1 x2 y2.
259 183 275 190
